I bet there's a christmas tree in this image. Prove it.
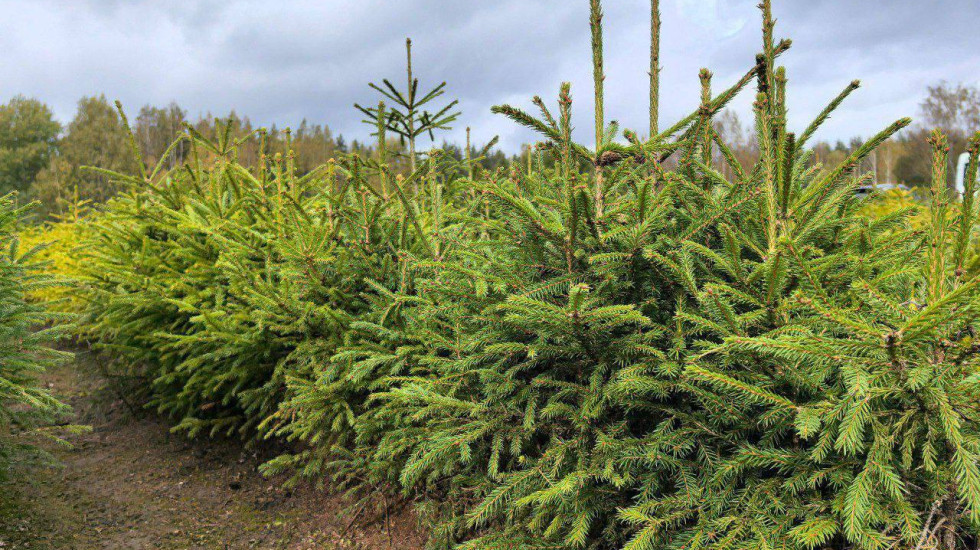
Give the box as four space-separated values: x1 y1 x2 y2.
0 194 72 478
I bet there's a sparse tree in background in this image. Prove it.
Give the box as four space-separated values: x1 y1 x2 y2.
32 95 136 215
811 139 849 168
874 137 902 184
0 96 60 196
921 81 980 135
894 129 932 187
290 119 342 174
895 81 980 188
186 112 348 175
134 102 188 170
712 109 757 176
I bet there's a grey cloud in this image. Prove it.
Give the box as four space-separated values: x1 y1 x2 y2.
0 0 977 152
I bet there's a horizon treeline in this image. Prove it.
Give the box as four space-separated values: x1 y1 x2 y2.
711 80 980 188
0 94 513 218
0 81 977 218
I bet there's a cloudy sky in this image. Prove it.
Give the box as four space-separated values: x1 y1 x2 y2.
1 0 978 152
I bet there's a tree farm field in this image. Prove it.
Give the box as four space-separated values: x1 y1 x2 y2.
3 1 980 549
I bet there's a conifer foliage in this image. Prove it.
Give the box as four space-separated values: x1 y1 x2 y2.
0 194 71 478
74 2 980 548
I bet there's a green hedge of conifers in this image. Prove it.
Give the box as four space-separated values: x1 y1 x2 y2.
76 2 980 549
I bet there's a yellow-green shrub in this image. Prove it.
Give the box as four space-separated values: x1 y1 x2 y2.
18 203 95 314
858 187 926 227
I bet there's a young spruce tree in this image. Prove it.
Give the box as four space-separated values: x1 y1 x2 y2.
0 194 72 479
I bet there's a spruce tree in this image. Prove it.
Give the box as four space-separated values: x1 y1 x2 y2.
355 38 461 174
0 194 72 478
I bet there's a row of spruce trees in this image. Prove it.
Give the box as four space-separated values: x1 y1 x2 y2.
68 1 980 548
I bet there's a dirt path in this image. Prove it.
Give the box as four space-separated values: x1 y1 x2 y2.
0 353 424 549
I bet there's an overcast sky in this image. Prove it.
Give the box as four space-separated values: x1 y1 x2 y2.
1 0 978 152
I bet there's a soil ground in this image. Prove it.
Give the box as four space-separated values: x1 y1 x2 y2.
0 352 425 549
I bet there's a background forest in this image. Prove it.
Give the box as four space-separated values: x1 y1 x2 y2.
1 80 978 220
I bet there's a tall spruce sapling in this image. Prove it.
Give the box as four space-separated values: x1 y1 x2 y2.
649 0 660 138
355 38 461 175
